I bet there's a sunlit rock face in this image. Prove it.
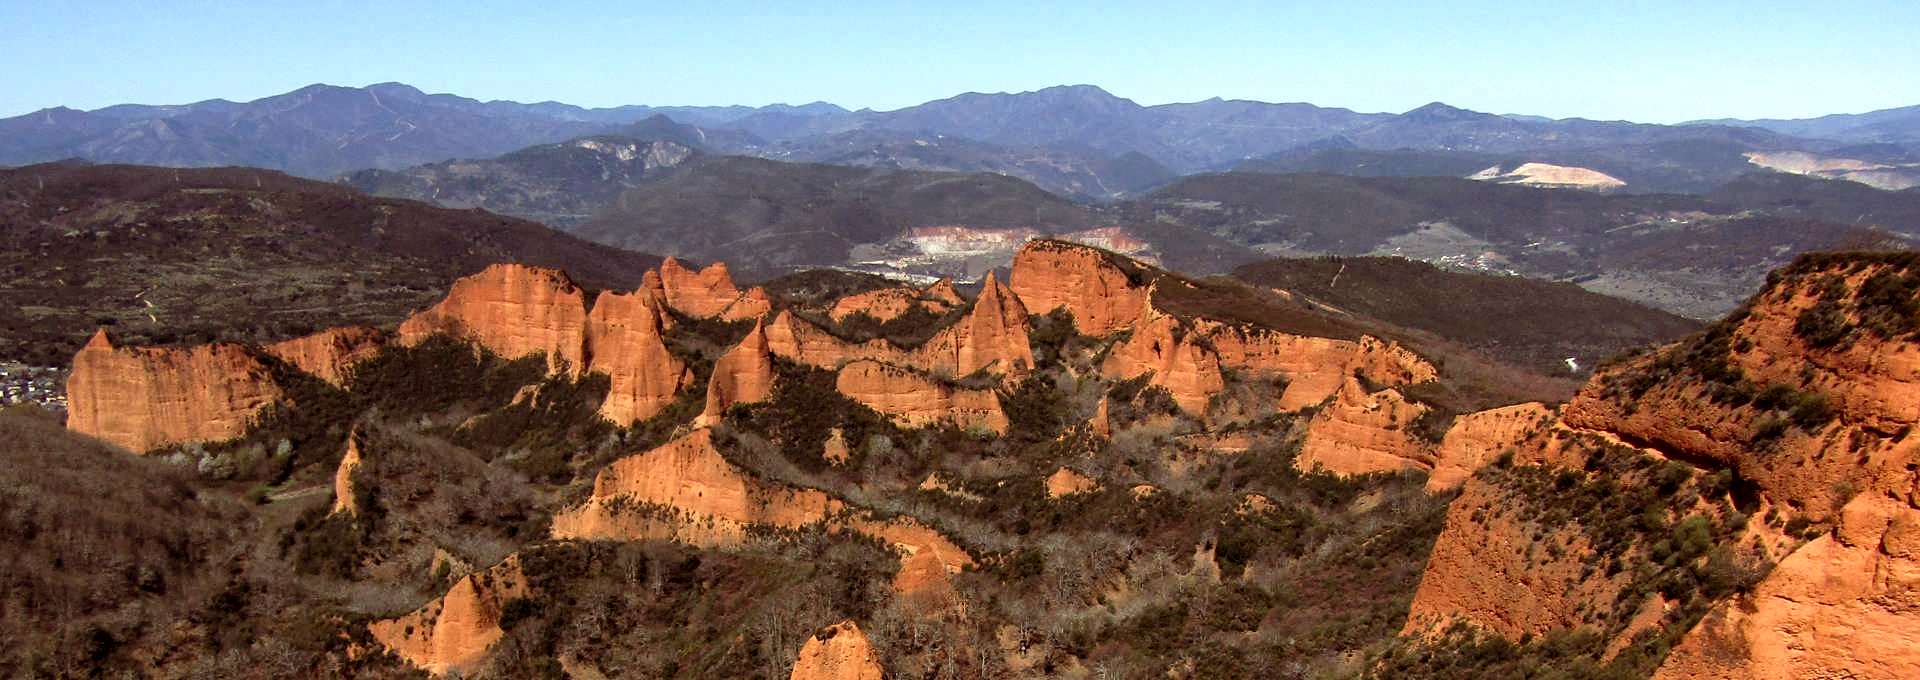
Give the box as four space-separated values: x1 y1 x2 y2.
66 329 284 453
1008 239 1150 337
368 554 529 676
789 621 886 680
834 359 1008 433
397 263 591 375
698 317 776 426
262 325 387 386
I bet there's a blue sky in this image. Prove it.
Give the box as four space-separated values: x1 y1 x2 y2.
4 0 1916 122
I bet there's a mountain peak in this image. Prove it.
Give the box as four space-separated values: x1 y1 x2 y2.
1401 101 1492 122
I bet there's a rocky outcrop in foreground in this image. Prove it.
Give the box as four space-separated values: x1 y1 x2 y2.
368 554 529 676
698 318 777 426
66 329 285 453
789 621 885 680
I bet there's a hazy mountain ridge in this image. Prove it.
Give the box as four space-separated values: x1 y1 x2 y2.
10 81 1913 198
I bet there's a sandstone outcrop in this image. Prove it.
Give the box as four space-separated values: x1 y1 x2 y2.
552 430 974 604
1295 378 1431 476
551 429 841 545
369 554 529 676
658 257 770 320
698 318 777 426
923 278 963 307
913 273 1033 377
397 263 590 375
332 434 364 516
263 326 387 386
721 286 774 321
1045 467 1099 498
1009 239 1151 336
66 329 285 453
1100 305 1225 416
765 310 909 370
585 288 688 425
789 621 884 680
1088 396 1112 437
1564 259 1920 519
835 360 1008 433
1200 324 1437 410
1403 476 1629 639
1653 493 1920 679
1426 402 1554 492
831 288 923 323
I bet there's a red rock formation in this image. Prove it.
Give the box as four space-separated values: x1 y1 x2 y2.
846 515 977 608
923 278 963 307
789 621 885 680
1427 402 1554 492
835 360 1008 433
551 429 841 545
764 310 908 370
1295 378 1431 476
720 286 774 321
1403 477 1630 639
1088 396 1112 437
914 273 1034 377
1008 239 1151 337
585 288 687 425
1654 494 1920 679
262 326 387 386
659 257 752 319
698 318 776 426
1045 467 1099 498
1100 305 1224 416
66 329 285 453
397 264 590 375
1199 323 1437 410
369 554 529 676
332 434 364 516
822 428 851 466
831 288 924 323
552 430 975 605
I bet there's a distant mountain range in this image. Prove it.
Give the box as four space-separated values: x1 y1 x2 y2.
8 82 1919 197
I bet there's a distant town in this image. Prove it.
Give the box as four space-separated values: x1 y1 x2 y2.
0 363 66 415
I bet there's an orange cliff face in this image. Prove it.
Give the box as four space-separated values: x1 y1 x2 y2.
1564 260 1920 519
658 257 770 320
66 329 285 454
835 359 1008 433
369 554 529 676
1201 324 1437 410
398 263 590 375
1100 305 1225 416
789 621 885 680
830 280 963 323
262 326 388 387
551 429 975 606
332 434 364 516
585 289 688 425
914 273 1034 378
397 264 688 425
1653 493 1920 680
1426 402 1554 492
1294 377 1431 476
551 429 841 545
698 318 777 426
1008 239 1151 337
765 310 909 370
1398 256 1920 679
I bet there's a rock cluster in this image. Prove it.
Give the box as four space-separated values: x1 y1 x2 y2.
1294 378 1431 476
